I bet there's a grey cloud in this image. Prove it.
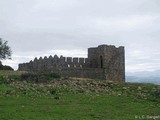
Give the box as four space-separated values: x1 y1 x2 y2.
0 0 160 72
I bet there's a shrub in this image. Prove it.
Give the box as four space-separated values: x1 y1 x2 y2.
0 75 20 84
0 65 14 70
21 72 60 83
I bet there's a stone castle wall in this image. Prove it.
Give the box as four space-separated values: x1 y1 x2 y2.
19 55 89 71
18 45 125 82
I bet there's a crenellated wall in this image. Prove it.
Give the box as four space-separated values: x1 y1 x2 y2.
19 55 89 71
18 44 125 82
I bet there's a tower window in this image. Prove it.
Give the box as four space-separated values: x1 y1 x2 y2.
100 56 103 68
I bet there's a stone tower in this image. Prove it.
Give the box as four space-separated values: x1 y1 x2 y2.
88 45 125 82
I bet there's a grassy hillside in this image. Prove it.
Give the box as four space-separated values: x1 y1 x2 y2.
0 71 159 120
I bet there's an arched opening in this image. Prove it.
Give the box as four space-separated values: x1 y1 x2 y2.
100 56 103 68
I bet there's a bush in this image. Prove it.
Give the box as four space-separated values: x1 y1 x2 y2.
21 72 60 83
0 65 14 71
0 75 20 84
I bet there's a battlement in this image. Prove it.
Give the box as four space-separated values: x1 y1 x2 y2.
19 55 89 71
18 44 125 82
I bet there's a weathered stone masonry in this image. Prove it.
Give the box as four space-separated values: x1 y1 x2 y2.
18 45 125 82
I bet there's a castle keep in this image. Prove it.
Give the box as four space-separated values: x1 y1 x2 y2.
18 45 125 82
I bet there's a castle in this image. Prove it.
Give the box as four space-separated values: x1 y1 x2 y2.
18 45 125 82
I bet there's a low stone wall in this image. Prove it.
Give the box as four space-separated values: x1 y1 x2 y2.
60 68 104 80
22 67 104 80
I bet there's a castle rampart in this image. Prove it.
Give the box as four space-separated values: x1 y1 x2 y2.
18 44 125 82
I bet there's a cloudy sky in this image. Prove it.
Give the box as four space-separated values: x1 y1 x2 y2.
0 0 160 72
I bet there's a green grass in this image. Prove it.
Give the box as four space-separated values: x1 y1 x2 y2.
0 93 159 120
0 71 159 120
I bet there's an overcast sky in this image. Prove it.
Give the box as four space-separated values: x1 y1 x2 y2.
0 0 160 72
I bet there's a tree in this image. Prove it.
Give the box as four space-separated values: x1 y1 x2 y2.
0 38 12 60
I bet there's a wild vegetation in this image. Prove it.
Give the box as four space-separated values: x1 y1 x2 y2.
0 71 160 120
